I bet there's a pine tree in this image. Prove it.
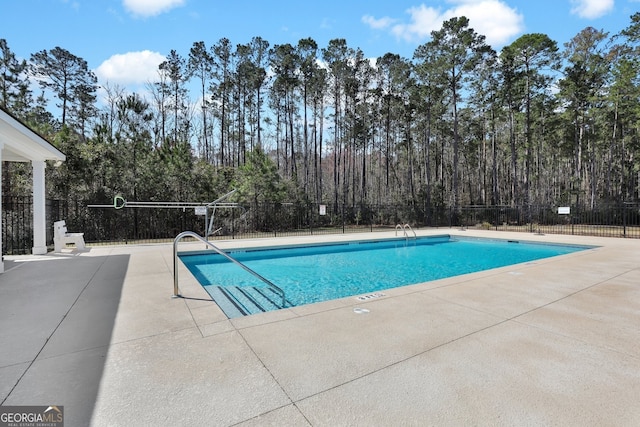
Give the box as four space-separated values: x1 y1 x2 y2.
29 46 97 129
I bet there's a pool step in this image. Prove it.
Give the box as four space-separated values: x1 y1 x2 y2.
206 285 291 318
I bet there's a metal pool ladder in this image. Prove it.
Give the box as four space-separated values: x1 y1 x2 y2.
172 231 286 308
395 223 416 239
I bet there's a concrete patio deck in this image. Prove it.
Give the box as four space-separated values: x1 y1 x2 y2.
0 229 639 426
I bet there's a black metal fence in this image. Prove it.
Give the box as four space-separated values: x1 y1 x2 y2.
453 204 640 238
3 196 640 254
3 197 33 255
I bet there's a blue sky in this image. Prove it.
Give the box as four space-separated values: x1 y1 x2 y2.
2 0 638 94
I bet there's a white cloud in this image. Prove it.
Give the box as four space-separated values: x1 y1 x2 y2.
443 0 524 46
122 0 185 18
570 0 614 19
95 50 166 85
364 0 524 48
321 18 334 29
391 5 443 41
362 15 398 30
61 0 81 11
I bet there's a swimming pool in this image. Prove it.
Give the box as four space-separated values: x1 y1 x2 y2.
179 235 591 318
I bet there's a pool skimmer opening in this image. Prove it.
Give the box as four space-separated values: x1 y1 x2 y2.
353 307 370 314
355 292 386 301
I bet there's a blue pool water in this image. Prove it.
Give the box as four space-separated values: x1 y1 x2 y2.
179 235 590 316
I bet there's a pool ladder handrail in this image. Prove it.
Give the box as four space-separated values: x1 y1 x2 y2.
173 231 286 308
395 223 417 239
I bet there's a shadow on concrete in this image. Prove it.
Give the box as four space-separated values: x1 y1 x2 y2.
0 253 129 426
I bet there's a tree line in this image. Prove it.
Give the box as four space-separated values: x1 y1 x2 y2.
1 13 639 213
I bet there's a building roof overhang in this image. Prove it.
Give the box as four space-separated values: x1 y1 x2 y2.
0 106 65 163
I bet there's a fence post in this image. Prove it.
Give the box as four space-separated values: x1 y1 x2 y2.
623 202 627 238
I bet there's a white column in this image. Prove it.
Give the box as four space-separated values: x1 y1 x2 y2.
32 160 47 255
0 142 3 273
